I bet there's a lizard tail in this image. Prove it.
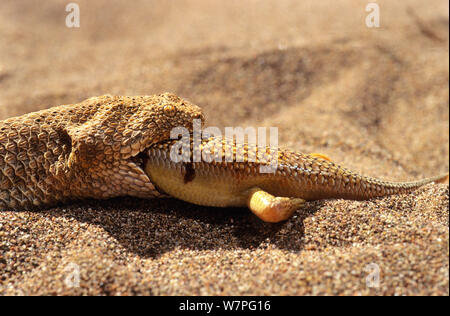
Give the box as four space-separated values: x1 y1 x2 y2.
429 173 449 184
331 172 449 200
379 172 449 190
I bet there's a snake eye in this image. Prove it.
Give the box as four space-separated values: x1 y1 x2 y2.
163 104 176 117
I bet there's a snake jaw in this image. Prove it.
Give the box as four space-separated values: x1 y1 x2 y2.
101 94 204 199
64 94 205 202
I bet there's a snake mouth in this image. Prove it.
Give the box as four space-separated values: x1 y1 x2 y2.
131 140 178 196
123 149 168 197
133 150 151 174
132 131 199 194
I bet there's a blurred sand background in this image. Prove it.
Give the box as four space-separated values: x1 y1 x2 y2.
0 0 448 295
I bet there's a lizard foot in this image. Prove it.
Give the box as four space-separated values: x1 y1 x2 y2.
246 187 305 223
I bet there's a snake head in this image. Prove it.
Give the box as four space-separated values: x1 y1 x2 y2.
65 93 205 200
129 92 205 154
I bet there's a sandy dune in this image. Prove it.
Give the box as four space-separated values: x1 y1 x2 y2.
0 0 448 295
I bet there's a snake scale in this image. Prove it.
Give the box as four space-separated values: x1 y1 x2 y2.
0 93 203 210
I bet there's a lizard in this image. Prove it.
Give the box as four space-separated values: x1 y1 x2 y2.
0 93 204 210
144 136 449 222
1 93 448 223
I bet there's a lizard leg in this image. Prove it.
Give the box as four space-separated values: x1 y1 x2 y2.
245 187 305 223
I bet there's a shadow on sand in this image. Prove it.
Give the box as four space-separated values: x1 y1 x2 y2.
47 197 324 259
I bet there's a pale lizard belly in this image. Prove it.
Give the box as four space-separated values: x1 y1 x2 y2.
144 158 260 207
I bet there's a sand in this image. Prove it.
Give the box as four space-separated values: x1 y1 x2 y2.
0 0 448 295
